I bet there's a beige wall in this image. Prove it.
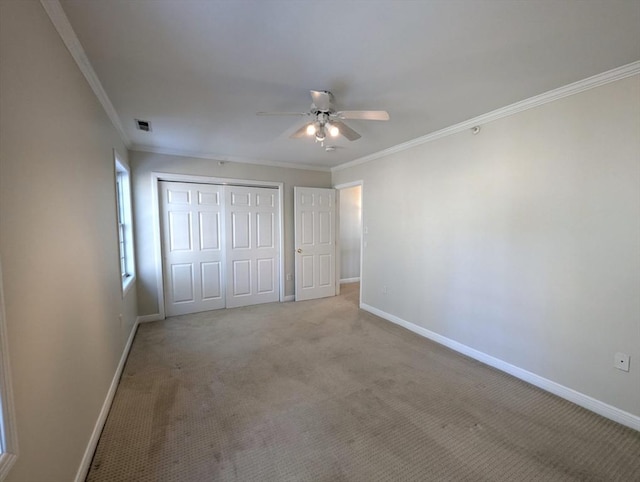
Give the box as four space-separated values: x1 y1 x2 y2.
130 151 331 316
333 75 640 417
0 1 138 480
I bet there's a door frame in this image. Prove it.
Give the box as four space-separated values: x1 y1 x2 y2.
151 172 285 319
334 180 364 307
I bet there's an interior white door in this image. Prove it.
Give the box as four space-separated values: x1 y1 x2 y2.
294 187 336 301
225 186 280 308
160 181 225 316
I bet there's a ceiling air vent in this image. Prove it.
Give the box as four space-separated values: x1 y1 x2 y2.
135 119 152 132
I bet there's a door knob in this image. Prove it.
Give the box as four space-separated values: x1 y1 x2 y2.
297 248 302 253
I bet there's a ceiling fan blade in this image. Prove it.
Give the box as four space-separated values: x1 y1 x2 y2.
257 111 309 116
289 123 311 139
336 110 390 121
333 121 361 141
310 90 333 112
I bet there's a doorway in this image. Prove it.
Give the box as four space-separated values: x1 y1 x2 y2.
336 182 363 304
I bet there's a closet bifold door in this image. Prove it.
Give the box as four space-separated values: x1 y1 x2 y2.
225 185 280 308
160 181 225 316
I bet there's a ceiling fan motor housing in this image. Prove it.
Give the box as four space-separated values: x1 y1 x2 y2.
258 90 386 143
317 112 330 123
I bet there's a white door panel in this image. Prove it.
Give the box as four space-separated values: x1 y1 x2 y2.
301 255 313 288
168 212 192 251
319 211 332 244
231 212 250 249
161 181 225 316
199 212 220 250
232 260 251 296
231 191 251 206
198 190 219 205
201 262 222 300
319 254 332 286
301 211 314 245
294 187 336 301
257 258 275 293
168 189 190 204
171 264 194 303
225 186 280 308
257 212 274 248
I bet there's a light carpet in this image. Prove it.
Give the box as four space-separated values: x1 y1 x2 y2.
87 283 640 481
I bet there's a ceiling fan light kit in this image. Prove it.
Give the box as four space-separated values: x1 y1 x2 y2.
258 90 389 147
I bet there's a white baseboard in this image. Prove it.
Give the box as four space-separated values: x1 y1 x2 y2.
74 319 140 482
283 295 295 302
340 277 360 284
137 313 163 323
361 303 640 431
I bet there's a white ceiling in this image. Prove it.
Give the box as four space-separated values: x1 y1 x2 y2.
59 0 640 170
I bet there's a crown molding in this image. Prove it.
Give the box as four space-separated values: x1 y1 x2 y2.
37 1 639 175
40 0 131 147
333 61 640 173
130 144 331 172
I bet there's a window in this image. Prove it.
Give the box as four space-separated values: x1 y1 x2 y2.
114 151 135 296
0 259 18 480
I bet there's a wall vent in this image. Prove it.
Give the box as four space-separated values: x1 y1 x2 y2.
135 119 152 132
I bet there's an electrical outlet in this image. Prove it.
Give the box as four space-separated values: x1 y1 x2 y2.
286 273 292 281
614 352 630 372
382 285 388 295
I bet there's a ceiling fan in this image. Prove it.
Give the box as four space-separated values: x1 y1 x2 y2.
257 90 389 144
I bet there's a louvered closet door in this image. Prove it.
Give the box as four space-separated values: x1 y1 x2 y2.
225 186 280 308
160 181 225 316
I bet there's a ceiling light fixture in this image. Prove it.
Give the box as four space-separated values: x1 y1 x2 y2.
328 123 339 137
306 124 317 135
